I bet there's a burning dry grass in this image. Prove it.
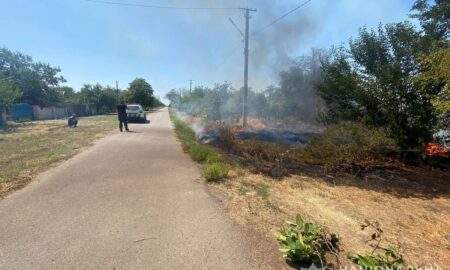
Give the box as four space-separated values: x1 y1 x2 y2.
212 121 405 181
209 167 450 269
170 109 230 182
0 115 117 196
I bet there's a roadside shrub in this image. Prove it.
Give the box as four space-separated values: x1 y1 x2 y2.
299 122 398 172
189 144 216 163
203 162 229 182
275 214 340 267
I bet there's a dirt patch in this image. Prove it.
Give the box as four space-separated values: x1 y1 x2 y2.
209 167 450 269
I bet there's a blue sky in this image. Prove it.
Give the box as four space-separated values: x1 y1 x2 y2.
0 0 416 103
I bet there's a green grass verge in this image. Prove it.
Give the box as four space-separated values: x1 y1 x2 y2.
169 108 229 182
0 115 117 196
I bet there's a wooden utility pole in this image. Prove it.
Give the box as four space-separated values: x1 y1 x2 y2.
116 81 119 103
242 7 256 129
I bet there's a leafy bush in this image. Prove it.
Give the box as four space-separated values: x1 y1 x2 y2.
300 122 398 172
275 214 339 267
203 162 229 182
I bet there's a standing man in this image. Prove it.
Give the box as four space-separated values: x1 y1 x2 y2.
116 100 130 132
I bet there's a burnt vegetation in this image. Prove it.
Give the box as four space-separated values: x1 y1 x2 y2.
167 0 450 182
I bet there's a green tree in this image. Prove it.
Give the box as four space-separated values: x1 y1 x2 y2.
52 86 79 105
415 44 450 127
79 84 99 106
0 47 65 106
0 78 22 126
316 22 437 149
125 78 154 108
165 89 180 107
315 47 366 124
151 96 165 108
98 86 119 112
410 0 450 41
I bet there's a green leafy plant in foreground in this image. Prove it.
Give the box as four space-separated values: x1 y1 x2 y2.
348 247 405 270
275 214 340 267
348 220 407 270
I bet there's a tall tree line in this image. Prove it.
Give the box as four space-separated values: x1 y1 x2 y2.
316 0 449 149
0 47 163 125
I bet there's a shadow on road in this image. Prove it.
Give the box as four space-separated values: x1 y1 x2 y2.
129 120 151 124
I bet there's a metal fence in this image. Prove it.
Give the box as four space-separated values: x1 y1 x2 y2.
11 103 98 121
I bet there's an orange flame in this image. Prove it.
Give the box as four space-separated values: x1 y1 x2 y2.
423 142 449 158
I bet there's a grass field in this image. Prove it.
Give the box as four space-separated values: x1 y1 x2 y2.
210 162 450 268
0 115 117 196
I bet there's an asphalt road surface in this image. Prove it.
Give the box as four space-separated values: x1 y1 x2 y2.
0 108 265 270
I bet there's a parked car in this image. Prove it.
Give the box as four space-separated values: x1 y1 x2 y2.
126 104 147 122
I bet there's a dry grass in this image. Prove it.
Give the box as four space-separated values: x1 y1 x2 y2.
0 115 117 196
209 167 450 269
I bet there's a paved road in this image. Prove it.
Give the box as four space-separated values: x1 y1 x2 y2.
0 108 264 270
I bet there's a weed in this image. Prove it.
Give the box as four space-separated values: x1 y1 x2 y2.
275 214 340 268
347 220 407 270
189 144 215 162
203 162 229 182
348 247 405 270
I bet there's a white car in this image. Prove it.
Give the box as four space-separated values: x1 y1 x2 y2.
126 104 147 122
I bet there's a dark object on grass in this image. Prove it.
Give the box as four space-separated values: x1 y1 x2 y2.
68 113 78 128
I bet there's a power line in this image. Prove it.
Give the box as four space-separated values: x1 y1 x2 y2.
251 0 312 37
228 17 245 38
85 0 241 10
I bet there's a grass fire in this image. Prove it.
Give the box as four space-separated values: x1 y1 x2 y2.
166 1 450 267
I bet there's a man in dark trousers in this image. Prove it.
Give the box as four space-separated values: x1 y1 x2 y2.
116 100 129 132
